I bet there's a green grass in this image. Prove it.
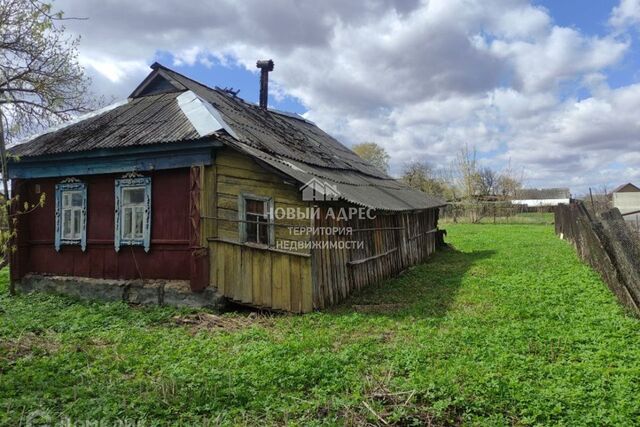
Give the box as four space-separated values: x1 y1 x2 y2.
1 224 640 426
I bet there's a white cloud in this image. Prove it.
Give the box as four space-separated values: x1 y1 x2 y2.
487 27 627 93
53 0 640 192
80 55 148 83
610 0 640 30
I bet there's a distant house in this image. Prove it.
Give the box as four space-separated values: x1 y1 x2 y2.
511 188 571 207
7 62 445 313
612 183 640 221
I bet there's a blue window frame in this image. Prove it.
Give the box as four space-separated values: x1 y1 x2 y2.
55 181 87 252
114 176 151 252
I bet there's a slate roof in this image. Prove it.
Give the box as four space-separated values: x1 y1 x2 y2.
514 188 571 200
10 92 200 157
8 63 444 211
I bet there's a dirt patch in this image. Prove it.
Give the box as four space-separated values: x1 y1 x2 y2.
0 332 60 363
332 371 465 426
173 312 273 333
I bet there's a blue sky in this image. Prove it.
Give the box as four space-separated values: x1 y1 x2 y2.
59 0 640 193
154 51 307 115
537 0 640 91
536 0 616 34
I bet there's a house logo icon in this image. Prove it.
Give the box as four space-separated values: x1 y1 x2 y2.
300 177 340 201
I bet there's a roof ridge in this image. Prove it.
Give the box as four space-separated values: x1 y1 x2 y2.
150 62 311 123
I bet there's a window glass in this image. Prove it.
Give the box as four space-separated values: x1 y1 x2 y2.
117 182 149 247
63 210 72 237
71 192 83 207
123 207 132 239
124 188 145 204
73 210 81 237
243 197 271 245
61 190 83 240
134 206 144 237
246 199 264 214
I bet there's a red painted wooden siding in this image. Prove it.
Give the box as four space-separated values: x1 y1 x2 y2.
14 169 194 281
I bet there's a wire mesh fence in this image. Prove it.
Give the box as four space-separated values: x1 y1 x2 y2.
439 202 555 224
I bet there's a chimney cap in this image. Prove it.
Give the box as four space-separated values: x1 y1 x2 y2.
256 59 274 71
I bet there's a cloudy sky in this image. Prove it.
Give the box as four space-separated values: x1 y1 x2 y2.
55 0 640 193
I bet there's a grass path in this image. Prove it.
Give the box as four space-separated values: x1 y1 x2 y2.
1 224 640 425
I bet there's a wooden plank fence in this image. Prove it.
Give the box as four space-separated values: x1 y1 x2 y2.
556 201 640 315
311 207 439 309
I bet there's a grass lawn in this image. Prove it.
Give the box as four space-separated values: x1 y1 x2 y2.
1 224 640 426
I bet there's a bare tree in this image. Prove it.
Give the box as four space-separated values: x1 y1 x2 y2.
496 161 524 198
477 167 497 196
0 0 93 293
454 144 482 199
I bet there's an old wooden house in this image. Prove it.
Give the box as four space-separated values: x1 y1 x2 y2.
8 62 445 312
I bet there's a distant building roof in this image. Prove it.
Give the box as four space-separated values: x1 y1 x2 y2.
514 188 571 200
612 183 640 193
8 63 444 212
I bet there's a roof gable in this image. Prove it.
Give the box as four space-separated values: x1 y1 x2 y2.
129 63 186 98
612 183 640 193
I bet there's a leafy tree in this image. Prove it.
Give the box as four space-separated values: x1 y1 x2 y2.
0 0 92 293
401 161 450 200
352 142 390 173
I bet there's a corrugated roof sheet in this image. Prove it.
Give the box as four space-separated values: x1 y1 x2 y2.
9 92 201 157
9 63 445 211
157 65 387 179
223 136 444 211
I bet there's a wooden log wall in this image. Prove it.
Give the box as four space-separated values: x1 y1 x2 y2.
202 148 314 312
205 148 310 251
311 207 438 309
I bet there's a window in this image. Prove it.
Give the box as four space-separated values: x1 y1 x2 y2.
239 194 274 246
115 176 151 252
62 191 83 240
122 187 146 240
55 181 87 252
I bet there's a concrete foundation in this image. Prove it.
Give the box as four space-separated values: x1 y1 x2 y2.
16 274 226 310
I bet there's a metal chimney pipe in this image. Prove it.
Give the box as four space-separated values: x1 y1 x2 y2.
256 59 274 109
